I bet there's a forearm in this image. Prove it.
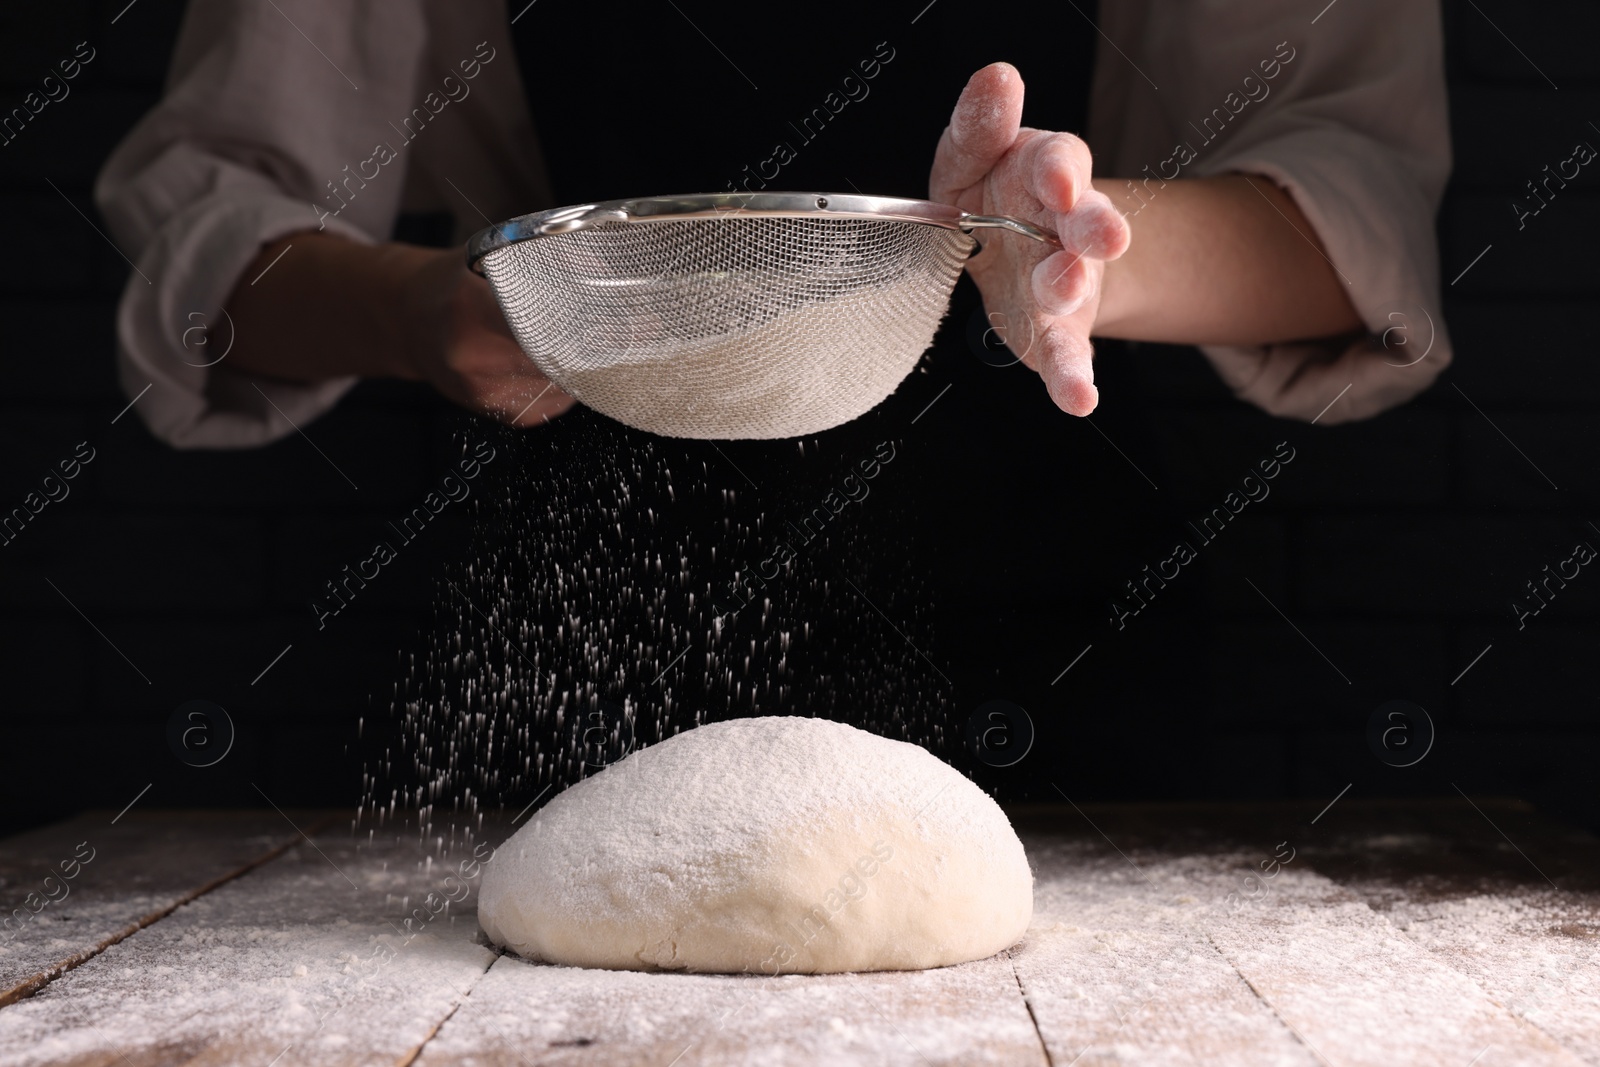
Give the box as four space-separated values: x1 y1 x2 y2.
223 233 431 383
1091 174 1362 346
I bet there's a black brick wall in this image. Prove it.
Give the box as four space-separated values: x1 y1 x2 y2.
1 1 1596 832
1097 0 1600 827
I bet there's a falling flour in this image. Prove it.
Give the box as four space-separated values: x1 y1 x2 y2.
359 420 952 857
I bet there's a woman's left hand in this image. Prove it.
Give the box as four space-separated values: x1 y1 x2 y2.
930 62 1131 416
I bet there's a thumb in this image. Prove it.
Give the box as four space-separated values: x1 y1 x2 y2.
1036 322 1098 416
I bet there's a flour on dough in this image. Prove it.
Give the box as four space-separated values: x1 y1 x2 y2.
477 716 1033 973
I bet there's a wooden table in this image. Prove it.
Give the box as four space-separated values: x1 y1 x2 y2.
1 800 1596 1066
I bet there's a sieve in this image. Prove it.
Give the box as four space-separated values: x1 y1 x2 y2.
468 192 1059 440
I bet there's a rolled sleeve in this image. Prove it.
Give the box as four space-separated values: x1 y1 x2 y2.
94 0 427 448
1094 0 1454 424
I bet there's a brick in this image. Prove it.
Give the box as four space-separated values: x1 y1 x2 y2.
1443 0 1600 86
0 298 122 401
1443 296 1600 404
1159 409 1450 508
89 236 144 297
0 617 90 717
1447 87 1600 191
272 513 473 611
0 725 100 815
93 0 187 85
249 612 431 713
1296 516 1577 615
1440 194 1600 297
0 514 265 609
1455 623 1600 726
3 193 96 293
928 607 1213 780
868 408 1170 604
1191 733 1292 798
86 610 429 719
77 716 274 808
1475 530 1600 622
0 409 91 502
1140 407 1293 506
1444 731 1600 832
1074 511 1290 627
1274 409 1452 506
261 724 364 806
1198 515 1290 609
1456 410 1595 505
0 87 154 183
1123 340 1238 406
0 5 94 84
99 407 433 509
1287 729 1453 804
82 613 292 705
1205 622 1448 729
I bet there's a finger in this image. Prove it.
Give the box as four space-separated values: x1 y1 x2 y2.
1036 322 1098 417
930 62 1024 203
1031 250 1094 316
465 272 519 340
508 384 577 427
484 369 576 426
1056 189 1132 260
1022 132 1093 215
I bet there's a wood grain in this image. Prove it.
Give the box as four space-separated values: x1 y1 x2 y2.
1207 868 1583 1067
0 821 495 1067
0 809 329 1007
0 802 1596 1067
1307 800 1600 1063
1016 834 1316 1066
1013 800 1598 1067
414 950 1048 1067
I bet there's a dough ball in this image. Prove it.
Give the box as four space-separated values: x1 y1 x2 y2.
478 716 1032 973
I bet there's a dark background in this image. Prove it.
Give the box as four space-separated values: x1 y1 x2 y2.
1 1 1596 835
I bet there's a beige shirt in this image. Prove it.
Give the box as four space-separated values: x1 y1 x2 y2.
95 0 1451 448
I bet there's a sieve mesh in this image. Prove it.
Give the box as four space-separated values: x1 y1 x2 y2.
480 215 975 439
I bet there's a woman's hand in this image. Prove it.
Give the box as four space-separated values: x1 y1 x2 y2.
930 63 1130 416
225 234 574 427
400 248 575 427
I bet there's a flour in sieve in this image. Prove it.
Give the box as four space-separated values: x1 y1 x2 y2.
554 293 945 439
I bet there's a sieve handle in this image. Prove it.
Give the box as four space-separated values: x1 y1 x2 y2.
958 215 1062 248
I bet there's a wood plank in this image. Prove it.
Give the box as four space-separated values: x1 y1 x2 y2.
1203 864 1585 1066
1013 804 1593 1067
4 801 1593 1066
1015 834 1318 1066
0 819 495 1067
1369 890 1600 1063
1305 801 1600 1062
414 951 1048 1067
0 809 326 1006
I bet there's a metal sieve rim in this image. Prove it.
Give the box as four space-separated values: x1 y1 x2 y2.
466 191 1058 272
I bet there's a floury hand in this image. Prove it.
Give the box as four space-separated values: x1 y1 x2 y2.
930 63 1131 417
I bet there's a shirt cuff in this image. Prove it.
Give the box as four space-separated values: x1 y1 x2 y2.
114 188 371 449
1194 134 1452 424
